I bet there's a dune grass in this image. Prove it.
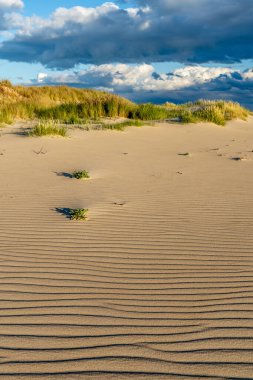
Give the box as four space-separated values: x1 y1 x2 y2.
0 81 250 127
69 208 88 221
130 103 170 120
0 81 134 125
72 170 90 179
29 121 67 137
164 100 250 126
102 119 146 130
127 100 249 125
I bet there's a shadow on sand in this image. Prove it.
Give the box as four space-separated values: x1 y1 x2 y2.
55 208 73 219
55 172 73 178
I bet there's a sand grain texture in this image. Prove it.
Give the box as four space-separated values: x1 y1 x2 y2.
0 119 253 379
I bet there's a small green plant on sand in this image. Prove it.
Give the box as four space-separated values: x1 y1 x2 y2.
29 120 67 137
69 208 88 221
72 170 90 179
103 120 146 130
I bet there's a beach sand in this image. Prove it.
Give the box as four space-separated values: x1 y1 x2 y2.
0 118 253 379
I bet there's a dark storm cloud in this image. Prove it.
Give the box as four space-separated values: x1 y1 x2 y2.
0 0 252 68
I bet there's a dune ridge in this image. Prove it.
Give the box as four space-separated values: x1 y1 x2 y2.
0 119 253 379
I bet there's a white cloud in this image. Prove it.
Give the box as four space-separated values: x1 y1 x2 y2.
0 0 23 8
0 0 23 31
37 64 236 92
243 69 253 80
36 64 253 108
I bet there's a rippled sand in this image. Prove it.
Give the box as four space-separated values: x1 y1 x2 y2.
0 118 253 379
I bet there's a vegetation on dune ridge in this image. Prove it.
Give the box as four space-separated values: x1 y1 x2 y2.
131 100 249 125
168 99 250 126
0 81 134 125
0 81 250 127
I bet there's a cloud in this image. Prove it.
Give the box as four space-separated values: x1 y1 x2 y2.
0 1 252 67
37 64 253 109
0 0 23 8
0 0 23 30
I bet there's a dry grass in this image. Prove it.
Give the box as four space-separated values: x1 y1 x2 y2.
29 121 67 137
164 100 250 126
0 81 250 127
0 81 134 125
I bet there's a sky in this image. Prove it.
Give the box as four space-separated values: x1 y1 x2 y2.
0 0 252 107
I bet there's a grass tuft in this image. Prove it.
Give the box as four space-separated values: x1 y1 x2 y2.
29 121 67 137
103 119 146 130
164 100 249 126
72 170 90 179
69 208 88 221
131 104 170 120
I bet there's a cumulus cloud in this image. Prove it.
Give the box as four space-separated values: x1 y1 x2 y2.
0 0 252 67
37 64 253 108
0 0 23 8
0 0 23 30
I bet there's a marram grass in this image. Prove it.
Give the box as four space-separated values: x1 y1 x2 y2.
29 121 67 137
164 100 250 126
102 120 146 130
0 81 250 127
0 81 134 125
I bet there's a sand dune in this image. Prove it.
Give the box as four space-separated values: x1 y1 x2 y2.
0 118 253 379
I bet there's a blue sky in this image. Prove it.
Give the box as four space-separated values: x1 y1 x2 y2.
0 0 252 107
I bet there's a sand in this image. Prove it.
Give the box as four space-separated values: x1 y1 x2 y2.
0 118 253 379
